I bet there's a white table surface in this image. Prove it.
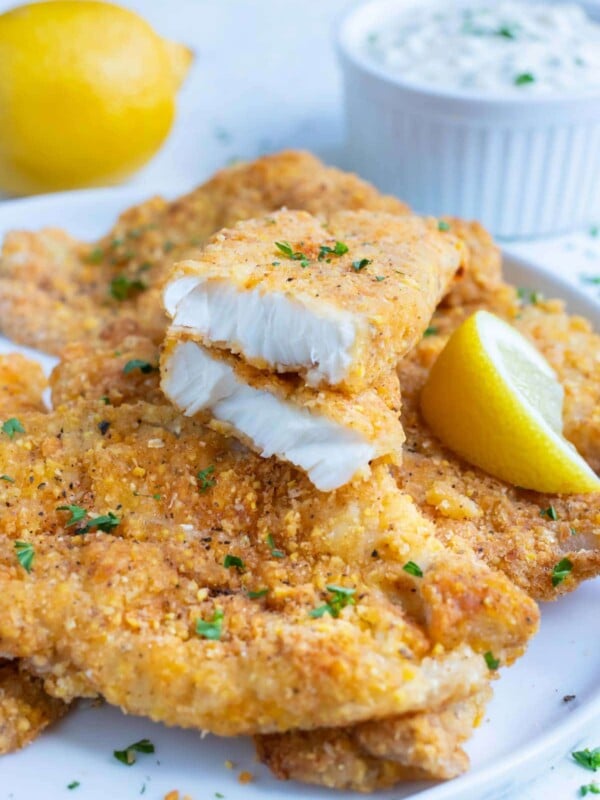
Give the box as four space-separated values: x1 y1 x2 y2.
0 1 599 798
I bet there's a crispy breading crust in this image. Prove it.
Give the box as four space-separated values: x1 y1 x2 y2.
256 688 492 791
0 384 536 736
0 663 67 754
0 152 409 355
166 210 466 392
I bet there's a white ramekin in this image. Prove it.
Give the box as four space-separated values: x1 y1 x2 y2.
337 0 600 239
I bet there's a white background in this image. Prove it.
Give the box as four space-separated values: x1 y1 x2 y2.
0 1 599 799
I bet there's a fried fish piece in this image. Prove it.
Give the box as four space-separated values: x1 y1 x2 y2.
160 337 404 491
0 384 536 737
256 688 492 790
0 665 67 755
0 152 409 355
397 286 600 601
164 210 466 392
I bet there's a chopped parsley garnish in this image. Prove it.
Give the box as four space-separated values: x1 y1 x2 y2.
113 738 155 766
496 24 518 39
86 247 104 264
581 784 600 796
484 651 500 670
517 287 541 305
424 326 438 337
351 258 371 271
540 505 558 521
514 72 535 86
573 748 600 772
319 241 349 260
163 241 175 253
571 527 579 536
248 588 269 599
56 504 87 527
0 474 15 482
309 584 356 619
438 220 451 232
14 540 34 573
195 609 224 640
590 226 599 238
57 505 120 535
2 418 25 438
552 557 573 587
375 275 386 282
402 561 423 578
67 781 80 790
275 240 310 268
197 465 216 492
223 554 245 571
79 512 120 535
581 276 600 285
110 275 146 301
123 359 156 375
266 533 285 558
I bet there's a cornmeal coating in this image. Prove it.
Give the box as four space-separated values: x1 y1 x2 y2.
164 209 466 391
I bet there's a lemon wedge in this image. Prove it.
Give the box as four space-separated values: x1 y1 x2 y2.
420 310 600 494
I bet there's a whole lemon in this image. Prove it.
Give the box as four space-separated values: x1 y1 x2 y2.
0 1 192 195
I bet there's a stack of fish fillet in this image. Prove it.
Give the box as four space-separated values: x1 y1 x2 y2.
160 207 467 490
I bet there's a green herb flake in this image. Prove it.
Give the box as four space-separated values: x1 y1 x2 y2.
497 25 518 38
514 72 535 86
2 418 25 438
223 554 245 571
589 226 599 238
552 557 573 587
351 258 371 272
86 247 104 264
275 240 310 266
0 474 15 482
113 738 155 766
197 465 216 492
402 561 423 578
571 527 578 536
79 512 120 535
248 588 269 599
195 609 224 640
110 275 146 301
266 533 285 558
581 275 600 285
517 287 542 305
484 651 500 670
581 783 600 796
438 220 451 232
163 241 175 253
573 748 600 772
67 781 80 790
215 794 225 799
101 395 111 405
319 241 349 261
375 275 386 282
309 584 356 619
424 326 438 337
540 505 558 521
14 540 34 573
123 359 156 375
56 504 87 527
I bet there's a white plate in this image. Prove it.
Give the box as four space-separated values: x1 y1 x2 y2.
0 188 599 800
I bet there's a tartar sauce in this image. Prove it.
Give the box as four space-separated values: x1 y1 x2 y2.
365 2 600 94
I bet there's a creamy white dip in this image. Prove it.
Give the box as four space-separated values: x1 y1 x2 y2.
365 2 600 94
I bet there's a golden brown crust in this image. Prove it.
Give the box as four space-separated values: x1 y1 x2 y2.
167 209 465 392
0 662 67 754
0 152 409 355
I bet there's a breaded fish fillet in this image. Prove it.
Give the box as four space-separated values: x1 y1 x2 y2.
397 286 600 601
0 152 409 355
0 385 536 737
160 337 404 490
257 688 492 790
164 210 466 391
0 355 67 753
